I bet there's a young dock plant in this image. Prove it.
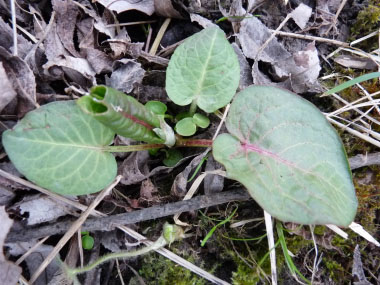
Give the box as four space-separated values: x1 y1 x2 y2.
2 26 358 227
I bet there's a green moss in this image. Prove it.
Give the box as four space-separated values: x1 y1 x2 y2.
136 253 207 285
231 256 260 285
351 0 380 36
323 259 346 282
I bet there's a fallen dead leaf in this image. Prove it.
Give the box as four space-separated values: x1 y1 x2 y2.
0 206 22 285
106 59 145 93
0 62 17 112
97 0 155 15
290 3 312 30
11 194 77 226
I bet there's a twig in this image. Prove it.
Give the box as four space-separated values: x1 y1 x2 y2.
268 29 349 47
255 14 291 61
10 0 17 56
106 20 156 28
28 176 122 284
324 0 347 35
15 236 49 265
7 189 251 242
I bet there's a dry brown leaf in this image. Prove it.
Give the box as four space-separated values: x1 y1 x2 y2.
0 47 37 116
334 55 378 70
238 16 321 93
97 0 155 15
11 194 77 226
52 0 81 57
290 3 312 30
0 17 33 58
231 43 253 90
0 206 21 285
105 59 145 93
204 156 224 195
352 245 371 285
0 62 17 112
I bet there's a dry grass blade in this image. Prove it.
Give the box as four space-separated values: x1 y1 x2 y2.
28 175 122 284
264 211 277 285
15 236 49 265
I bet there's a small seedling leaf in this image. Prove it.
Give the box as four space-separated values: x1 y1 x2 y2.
163 149 183 167
213 86 358 226
2 101 117 195
192 113 210 128
77 85 164 144
175 118 197 136
145 101 167 115
166 27 240 113
82 235 94 250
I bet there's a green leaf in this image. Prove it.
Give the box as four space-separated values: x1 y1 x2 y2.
192 113 210 128
213 86 357 226
166 27 240 113
175 118 197 136
2 101 117 195
77 86 164 144
145 101 167 115
162 149 183 167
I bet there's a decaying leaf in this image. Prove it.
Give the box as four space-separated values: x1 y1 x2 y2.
0 206 21 285
96 0 155 15
352 245 371 285
238 16 322 93
0 46 37 115
0 17 33 58
334 55 378 70
106 59 145 93
11 194 77 225
290 3 312 29
231 43 253 90
7 242 59 285
0 62 17 112
52 0 81 57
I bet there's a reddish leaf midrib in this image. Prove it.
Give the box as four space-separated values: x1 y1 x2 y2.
120 110 154 130
241 142 296 168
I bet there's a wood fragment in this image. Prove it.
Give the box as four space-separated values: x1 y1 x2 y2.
7 189 251 242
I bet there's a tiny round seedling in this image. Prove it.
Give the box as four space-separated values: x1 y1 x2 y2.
175 112 191 122
82 234 94 250
192 113 210 128
162 149 183 167
175 118 197 136
145 101 167 115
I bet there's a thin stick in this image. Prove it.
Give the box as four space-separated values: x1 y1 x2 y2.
255 14 291 61
106 20 156 28
15 236 49 265
149 18 171 55
264 211 277 285
324 0 347 35
29 176 122 283
268 29 349 47
10 0 17 56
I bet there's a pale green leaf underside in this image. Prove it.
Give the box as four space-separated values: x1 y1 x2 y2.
2 101 117 195
213 86 358 226
166 27 240 113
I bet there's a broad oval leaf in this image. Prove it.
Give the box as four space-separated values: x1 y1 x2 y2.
77 86 164 144
2 101 117 195
166 27 240 113
213 86 358 226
